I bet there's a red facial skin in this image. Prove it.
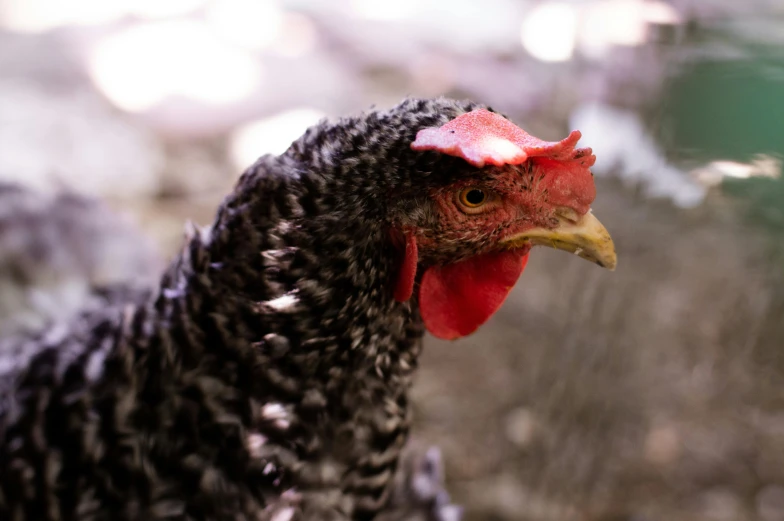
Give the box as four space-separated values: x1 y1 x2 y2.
418 154 597 256
397 109 599 340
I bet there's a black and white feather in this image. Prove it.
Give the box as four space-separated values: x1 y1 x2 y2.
0 98 482 521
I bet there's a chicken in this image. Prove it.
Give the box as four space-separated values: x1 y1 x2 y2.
0 97 616 521
0 182 459 521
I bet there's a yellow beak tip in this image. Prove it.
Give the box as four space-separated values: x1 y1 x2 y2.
502 211 617 271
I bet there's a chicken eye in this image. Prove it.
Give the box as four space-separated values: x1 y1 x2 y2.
458 188 487 209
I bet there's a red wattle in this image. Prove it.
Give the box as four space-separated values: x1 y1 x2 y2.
394 231 418 302
419 250 529 340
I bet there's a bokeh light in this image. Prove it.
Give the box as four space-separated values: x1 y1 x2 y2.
520 2 579 62
579 0 681 58
88 20 263 112
205 0 284 51
0 0 208 32
230 108 326 169
349 0 418 21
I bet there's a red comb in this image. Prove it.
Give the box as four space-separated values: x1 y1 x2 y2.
410 109 594 169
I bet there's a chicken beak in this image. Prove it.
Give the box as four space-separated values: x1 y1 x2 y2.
501 210 617 270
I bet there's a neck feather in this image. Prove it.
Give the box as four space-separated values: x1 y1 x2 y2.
138 152 425 516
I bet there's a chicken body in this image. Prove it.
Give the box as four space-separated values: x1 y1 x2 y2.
0 98 612 521
0 99 462 521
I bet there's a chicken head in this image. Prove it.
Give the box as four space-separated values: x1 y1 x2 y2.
392 108 616 340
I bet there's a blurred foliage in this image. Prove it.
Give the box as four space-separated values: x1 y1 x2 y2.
656 30 784 241
659 58 784 163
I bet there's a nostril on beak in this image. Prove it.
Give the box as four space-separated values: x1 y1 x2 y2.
554 206 580 223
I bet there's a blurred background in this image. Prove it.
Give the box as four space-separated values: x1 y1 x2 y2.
1 0 783 519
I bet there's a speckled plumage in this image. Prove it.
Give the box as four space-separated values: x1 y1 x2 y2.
0 98 491 521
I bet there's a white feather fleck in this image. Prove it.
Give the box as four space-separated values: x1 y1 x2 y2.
265 292 299 312
271 507 295 521
84 348 107 381
246 432 267 458
261 402 291 429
